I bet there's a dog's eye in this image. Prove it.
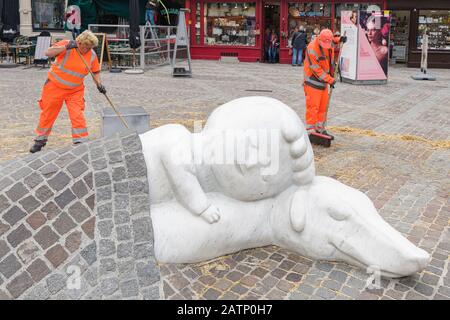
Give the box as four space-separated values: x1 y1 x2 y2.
327 208 351 221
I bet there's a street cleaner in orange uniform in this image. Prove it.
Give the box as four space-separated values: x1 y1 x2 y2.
303 29 346 143
30 30 106 153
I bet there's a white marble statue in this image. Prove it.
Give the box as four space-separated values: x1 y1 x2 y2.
139 96 430 278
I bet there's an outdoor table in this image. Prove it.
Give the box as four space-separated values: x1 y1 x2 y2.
9 44 35 66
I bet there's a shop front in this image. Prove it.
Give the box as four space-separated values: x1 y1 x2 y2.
388 0 450 69
188 0 387 63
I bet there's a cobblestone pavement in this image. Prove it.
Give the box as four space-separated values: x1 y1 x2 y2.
0 62 449 300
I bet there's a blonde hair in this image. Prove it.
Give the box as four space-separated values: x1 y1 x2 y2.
76 30 99 48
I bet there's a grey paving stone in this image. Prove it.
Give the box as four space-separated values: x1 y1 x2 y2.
68 202 91 223
132 217 153 243
5 182 28 202
80 242 97 266
114 195 129 210
0 240 9 260
55 189 77 209
116 225 132 241
0 194 11 213
83 173 93 189
97 186 112 202
28 159 45 170
53 212 77 236
97 203 112 220
3 206 27 226
136 260 159 287
114 211 130 225
99 239 116 257
112 167 127 182
131 195 150 215
16 240 40 264
0 254 21 278
108 151 123 164
11 167 32 180
129 179 149 195
120 279 139 298
71 180 89 199
121 135 141 153
41 202 60 217
125 153 147 179
67 160 89 179
39 163 59 178
133 243 153 260
142 285 160 300
35 185 54 202
85 194 95 211
18 195 40 213
0 223 10 237
100 258 117 274
7 224 32 247
27 258 51 282
101 277 120 296
55 153 76 168
46 273 67 295
329 270 349 283
117 241 134 259
48 172 71 192
7 272 34 298
98 220 114 238
113 182 129 194
94 172 112 188
0 177 13 192
92 158 107 171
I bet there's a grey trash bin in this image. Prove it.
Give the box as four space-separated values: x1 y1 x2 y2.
102 106 150 137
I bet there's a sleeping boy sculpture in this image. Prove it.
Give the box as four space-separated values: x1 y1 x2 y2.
139 97 429 278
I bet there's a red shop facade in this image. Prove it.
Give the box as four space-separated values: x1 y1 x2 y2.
185 0 387 63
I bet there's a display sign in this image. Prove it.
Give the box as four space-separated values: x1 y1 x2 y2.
341 10 391 83
340 11 358 80
358 11 390 80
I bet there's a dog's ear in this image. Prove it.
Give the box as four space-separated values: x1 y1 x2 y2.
289 188 308 232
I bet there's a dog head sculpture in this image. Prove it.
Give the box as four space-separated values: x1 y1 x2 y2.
272 177 430 278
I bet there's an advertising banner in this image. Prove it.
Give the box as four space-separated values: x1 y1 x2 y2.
357 11 390 80
340 11 358 80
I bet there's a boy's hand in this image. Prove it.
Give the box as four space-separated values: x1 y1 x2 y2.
200 205 221 224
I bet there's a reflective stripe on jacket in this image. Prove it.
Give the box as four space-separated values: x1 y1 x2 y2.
303 37 339 90
48 40 100 89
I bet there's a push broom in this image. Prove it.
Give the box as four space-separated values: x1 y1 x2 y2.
75 48 130 129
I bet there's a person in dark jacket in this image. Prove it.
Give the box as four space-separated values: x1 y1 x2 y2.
291 25 307 66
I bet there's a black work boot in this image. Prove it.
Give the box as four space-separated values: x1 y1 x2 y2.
30 139 47 153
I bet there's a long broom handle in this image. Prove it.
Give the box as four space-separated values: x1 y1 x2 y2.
323 32 346 124
75 48 130 129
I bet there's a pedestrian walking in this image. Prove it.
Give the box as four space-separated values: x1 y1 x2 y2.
268 31 279 63
291 26 307 66
30 30 106 153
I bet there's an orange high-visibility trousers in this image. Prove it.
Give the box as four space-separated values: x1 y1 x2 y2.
304 84 330 126
35 80 88 143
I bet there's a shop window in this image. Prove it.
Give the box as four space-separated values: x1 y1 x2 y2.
203 2 257 46
417 10 450 50
32 0 65 31
288 3 332 43
334 3 381 32
390 11 409 62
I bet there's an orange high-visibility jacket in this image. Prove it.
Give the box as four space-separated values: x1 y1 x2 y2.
48 40 100 89
303 37 340 90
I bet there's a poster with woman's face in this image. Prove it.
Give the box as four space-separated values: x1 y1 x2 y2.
359 11 390 77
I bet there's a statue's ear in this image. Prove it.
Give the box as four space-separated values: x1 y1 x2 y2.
289 189 308 232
